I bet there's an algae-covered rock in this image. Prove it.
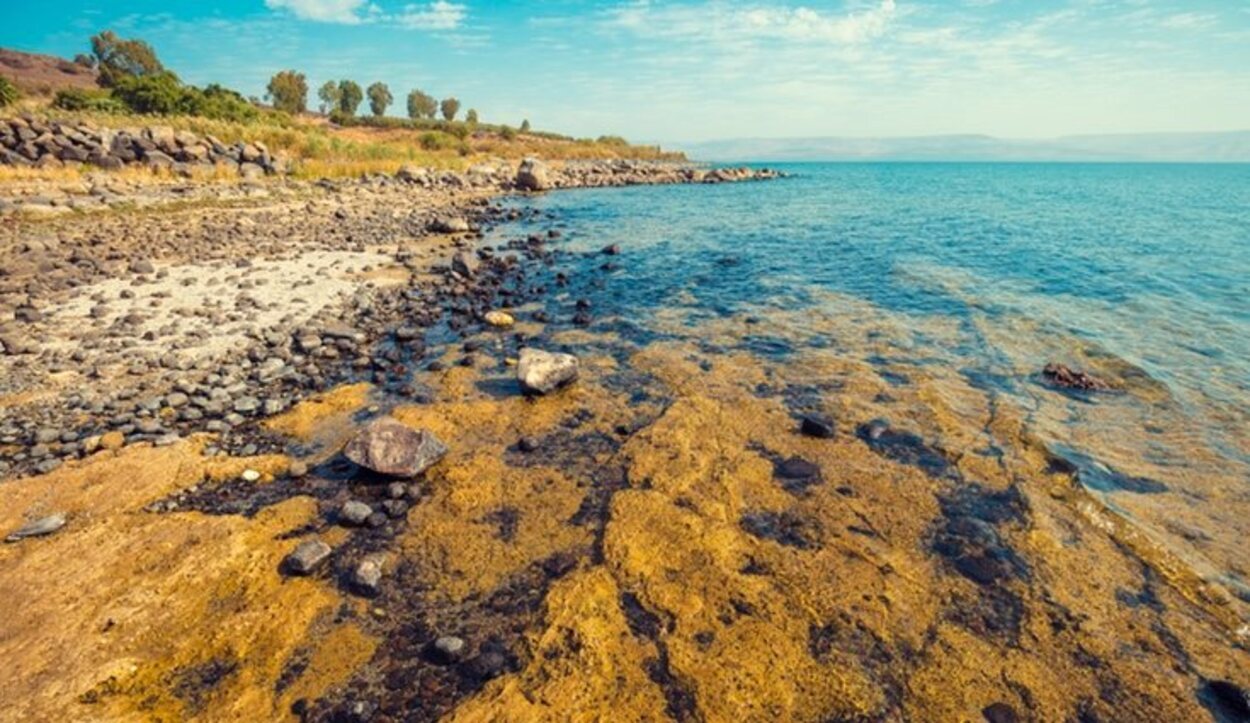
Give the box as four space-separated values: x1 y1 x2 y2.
343 416 448 477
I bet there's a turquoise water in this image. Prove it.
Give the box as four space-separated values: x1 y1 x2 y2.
493 162 1250 574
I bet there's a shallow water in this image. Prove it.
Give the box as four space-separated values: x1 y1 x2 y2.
492 162 1250 594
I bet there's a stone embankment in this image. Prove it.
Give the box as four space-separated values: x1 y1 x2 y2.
0 115 286 178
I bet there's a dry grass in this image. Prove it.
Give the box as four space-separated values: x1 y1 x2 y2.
8 106 684 181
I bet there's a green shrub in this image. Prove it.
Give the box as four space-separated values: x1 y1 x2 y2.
0 76 19 108
51 88 127 113
419 131 456 151
499 125 516 141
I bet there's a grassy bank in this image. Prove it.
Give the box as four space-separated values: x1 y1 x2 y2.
4 100 684 181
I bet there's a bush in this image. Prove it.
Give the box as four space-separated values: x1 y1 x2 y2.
419 131 456 151
0 76 19 108
51 88 126 113
499 125 517 141
108 73 258 122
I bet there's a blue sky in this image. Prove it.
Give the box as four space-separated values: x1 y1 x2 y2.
3 1 1248 143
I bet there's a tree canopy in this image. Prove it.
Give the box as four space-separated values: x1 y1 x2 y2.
406 89 437 120
366 82 393 117
317 81 340 114
338 80 363 116
440 97 461 122
267 70 308 115
90 30 166 87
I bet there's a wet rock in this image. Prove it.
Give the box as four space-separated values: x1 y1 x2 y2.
284 539 332 575
982 702 1019 723
343 416 448 477
1042 362 1113 392
484 310 514 328
452 251 480 278
288 460 308 478
465 650 507 680
339 500 373 527
517 348 579 395
5 513 66 543
518 436 541 453
432 635 466 663
1199 679 1250 722
601 244 621 255
351 558 383 595
799 413 835 439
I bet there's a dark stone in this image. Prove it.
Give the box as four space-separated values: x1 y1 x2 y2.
1042 363 1114 392
1199 679 1250 722
342 417 448 477
799 413 835 439
982 702 1019 723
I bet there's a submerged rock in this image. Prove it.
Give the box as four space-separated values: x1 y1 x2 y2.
517 348 580 395
484 310 515 328
799 413 835 439
5 513 66 543
1042 363 1113 392
343 416 448 477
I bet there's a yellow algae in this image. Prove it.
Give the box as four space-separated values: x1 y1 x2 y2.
0 439 371 722
265 383 372 443
450 568 671 723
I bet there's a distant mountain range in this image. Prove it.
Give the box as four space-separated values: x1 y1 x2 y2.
677 131 1250 163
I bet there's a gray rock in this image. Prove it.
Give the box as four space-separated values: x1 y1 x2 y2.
5 513 66 543
451 251 479 278
430 216 470 234
339 500 373 526
284 539 332 575
515 157 551 191
517 348 580 394
239 162 264 180
233 396 261 414
352 557 383 594
343 416 448 477
433 635 466 661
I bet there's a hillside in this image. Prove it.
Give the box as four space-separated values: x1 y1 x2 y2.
0 47 99 95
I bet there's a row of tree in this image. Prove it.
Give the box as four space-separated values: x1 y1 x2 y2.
266 71 476 123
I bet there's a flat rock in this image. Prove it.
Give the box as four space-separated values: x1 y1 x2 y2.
517 348 579 395
284 539 332 575
343 416 448 477
5 513 66 543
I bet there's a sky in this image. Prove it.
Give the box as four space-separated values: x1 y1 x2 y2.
2 0 1248 144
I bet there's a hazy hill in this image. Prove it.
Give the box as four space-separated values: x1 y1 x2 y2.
679 132 1250 163
0 47 99 95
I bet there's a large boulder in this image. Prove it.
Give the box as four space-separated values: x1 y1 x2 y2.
517 348 579 394
343 417 448 477
515 157 551 191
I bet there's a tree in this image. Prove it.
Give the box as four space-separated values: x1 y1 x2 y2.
337 80 363 116
366 82 393 117
520 119 531 133
406 89 437 120
266 70 307 114
440 97 460 122
0 76 19 109
317 81 340 114
465 108 479 125
90 30 165 87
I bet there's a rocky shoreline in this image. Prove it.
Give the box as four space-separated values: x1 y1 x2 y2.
0 157 781 480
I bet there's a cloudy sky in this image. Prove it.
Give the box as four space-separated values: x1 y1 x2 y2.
3 1 1248 143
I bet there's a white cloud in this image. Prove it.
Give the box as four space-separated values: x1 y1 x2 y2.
264 0 368 24
395 1 467 30
1157 12 1216 31
265 0 466 30
608 0 898 44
